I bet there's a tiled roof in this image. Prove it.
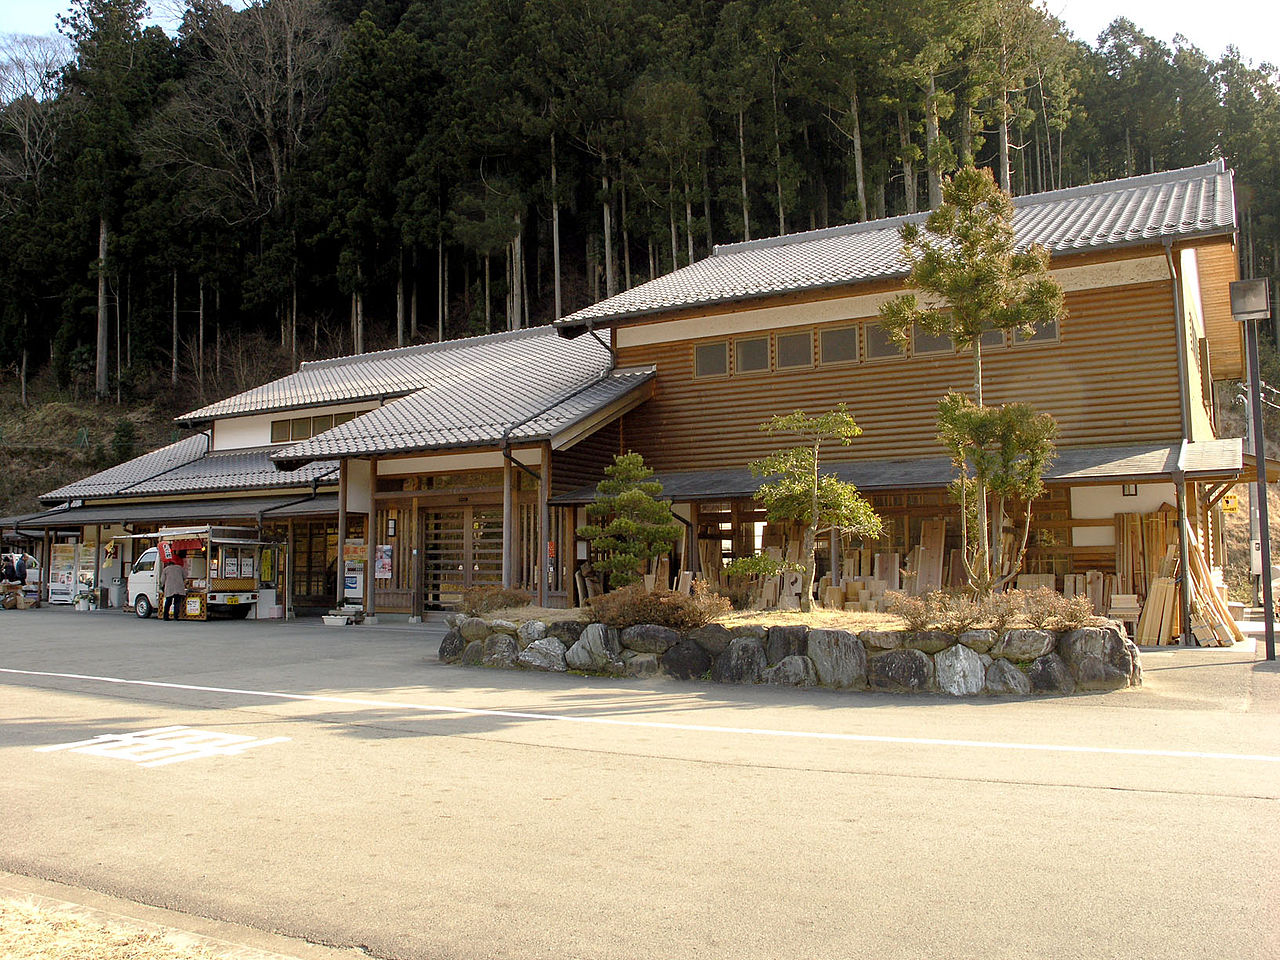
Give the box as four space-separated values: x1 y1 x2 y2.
176 325 580 424
271 327 648 465
557 161 1235 329
41 434 209 502
40 435 337 505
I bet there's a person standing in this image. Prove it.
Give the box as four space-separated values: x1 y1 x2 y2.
161 559 186 621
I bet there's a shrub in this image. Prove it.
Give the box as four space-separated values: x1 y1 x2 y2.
932 591 982 633
461 586 533 616
589 580 731 630
1053 594 1093 630
1022 586 1058 628
980 590 1023 633
887 593 932 631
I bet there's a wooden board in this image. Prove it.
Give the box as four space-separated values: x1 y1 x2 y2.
916 519 946 594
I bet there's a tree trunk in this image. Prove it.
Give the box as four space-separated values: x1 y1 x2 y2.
484 253 491 332
898 107 916 215
215 286 221 380
669 186 679 270
850 85 867 222
96 215 109 400
702 157 714 249
551 132 562 320
437 237 444 341
396 244 406 347
998 91 1012 193
925 76 942 210
171 268 178 386
737 109 750 241
410 246 419 339
21 314 29 408
771 66 786 235
622 181 632 290
602 169 616 298
197 275 205 399
684 176 695 263
513 222 524 329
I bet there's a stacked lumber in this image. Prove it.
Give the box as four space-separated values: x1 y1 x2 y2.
1114 505 1178 601
916 519 947 593
1135 576 1180 645
1016 573 1056 591
1062 571 1116 614
1184 527 1244 646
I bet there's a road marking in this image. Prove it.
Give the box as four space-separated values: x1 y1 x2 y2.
35 725 291 767
4 666 1280 764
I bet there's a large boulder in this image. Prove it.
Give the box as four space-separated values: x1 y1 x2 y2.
731 624 768 641
860 630 904 652
1027 653 1076 694
482 633 519 668
661 639 713 681
711 637 767 684
1058 626 1140 689
487 619 519 637
959 629 998 655
902 630 952 655
766 625 808 665
687 623 734 656
438 628 465 663
518 637 568 672
935 643 985 696
806 629 867 689
867 648 935 693
565 623 624 673
762 655 817 687
623 652 661 678
546 620 587 645
516 620 546 650
984 658 1031 696
458 617 492 643
461 639 486 666
991 629 1055 662
621 623 681 655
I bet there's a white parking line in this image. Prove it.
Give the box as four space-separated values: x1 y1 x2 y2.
36 725 291 767
4 666 1279 764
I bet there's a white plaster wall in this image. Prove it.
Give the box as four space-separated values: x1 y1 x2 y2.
1180 247 1207 339
1070 482 1176 547
211 401 378 451
377 449 541 476
347 459 372 516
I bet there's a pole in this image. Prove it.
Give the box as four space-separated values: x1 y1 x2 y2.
1246 316 1275 661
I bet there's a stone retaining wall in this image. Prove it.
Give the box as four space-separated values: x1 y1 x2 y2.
438 616 1142 695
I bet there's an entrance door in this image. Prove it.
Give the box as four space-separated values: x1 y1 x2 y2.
421 505 504 608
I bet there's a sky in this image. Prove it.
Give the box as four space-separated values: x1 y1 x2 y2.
1 0 1278 68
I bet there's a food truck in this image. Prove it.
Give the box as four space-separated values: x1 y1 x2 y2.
124 525 275 620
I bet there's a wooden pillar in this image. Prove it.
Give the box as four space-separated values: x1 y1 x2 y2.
1175 471 1192 645
286 519 295 620
366 457 378 616
502 453 513 588
538 442 550 607
93 524 102 606
41 528 50 604
410 498 423 620
336 460 348 608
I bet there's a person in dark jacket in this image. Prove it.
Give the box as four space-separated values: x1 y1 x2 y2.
161 559 187 621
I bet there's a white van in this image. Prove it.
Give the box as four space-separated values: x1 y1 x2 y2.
127 526 263 619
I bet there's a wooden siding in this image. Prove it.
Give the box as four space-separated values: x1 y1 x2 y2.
1196 238 1243 380
551 421 621 496
616 280 1184 472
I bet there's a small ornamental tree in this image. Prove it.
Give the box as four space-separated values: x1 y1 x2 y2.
731 406 883 612
577 452 682 589
937 393 1057 596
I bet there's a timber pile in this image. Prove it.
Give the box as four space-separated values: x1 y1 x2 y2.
1132 538 1242 647
1114 504 1179 601
1062 571 1116 615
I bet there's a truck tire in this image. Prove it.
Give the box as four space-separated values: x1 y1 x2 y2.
134 594 154 618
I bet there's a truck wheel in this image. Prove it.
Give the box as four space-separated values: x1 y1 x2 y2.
134 595 154 618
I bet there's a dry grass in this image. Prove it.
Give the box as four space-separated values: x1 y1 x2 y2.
476 602 905 632
0 897 221 960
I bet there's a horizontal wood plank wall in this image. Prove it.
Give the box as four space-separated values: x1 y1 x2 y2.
616 280 1184 472
1196 238 1242 380
551 421 621 496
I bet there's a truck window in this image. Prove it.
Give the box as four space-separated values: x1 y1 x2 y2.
132 549 157 574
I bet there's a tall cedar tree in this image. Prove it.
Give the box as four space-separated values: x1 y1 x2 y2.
878 166 1065 595
748 406 882 613
577 452 682 589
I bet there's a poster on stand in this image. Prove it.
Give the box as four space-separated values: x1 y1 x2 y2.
375 545 392 580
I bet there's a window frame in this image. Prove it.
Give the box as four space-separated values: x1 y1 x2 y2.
818 325 860 366
733 335 771 375
775 330 814 370
911 322 954 357
1012 319 1059 346
693 341 730 379
863 322 905 361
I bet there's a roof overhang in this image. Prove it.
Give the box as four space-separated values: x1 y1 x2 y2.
17 493 342 530
551 440 1247 505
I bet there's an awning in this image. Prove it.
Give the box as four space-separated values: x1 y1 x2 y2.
19 494 340 529
551 439 1247 505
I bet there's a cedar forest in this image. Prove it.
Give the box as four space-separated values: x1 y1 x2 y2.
2 0 1279 411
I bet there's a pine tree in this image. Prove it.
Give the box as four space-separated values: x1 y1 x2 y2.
577 452 682 589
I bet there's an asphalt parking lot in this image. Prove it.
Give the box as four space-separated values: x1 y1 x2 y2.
2 606 1278 960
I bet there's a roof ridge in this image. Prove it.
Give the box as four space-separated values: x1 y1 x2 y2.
298 324 552 371
711 160 1227 258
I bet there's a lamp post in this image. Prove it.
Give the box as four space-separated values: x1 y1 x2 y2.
1231 278 1275 661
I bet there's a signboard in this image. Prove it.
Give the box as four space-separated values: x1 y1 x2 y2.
342 539 366 562
375 544 392 580
50 544 76 604
1221 492 1239 514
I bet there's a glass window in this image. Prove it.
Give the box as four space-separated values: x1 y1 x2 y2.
912 323 953 355
311 414 333 434
695 342 729 378
735 337 770 373
290 417 312 441
981 325 1006 347
1015 319 1058 344
865 324 903 360
820 326 859 364
270 420 290 443
776 331 812 368
333 411 356 426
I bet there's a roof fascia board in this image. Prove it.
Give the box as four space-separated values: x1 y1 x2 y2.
549 379 656 452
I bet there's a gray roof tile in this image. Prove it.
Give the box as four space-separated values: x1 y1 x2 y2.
557 161 1235 329
41 433 209 502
